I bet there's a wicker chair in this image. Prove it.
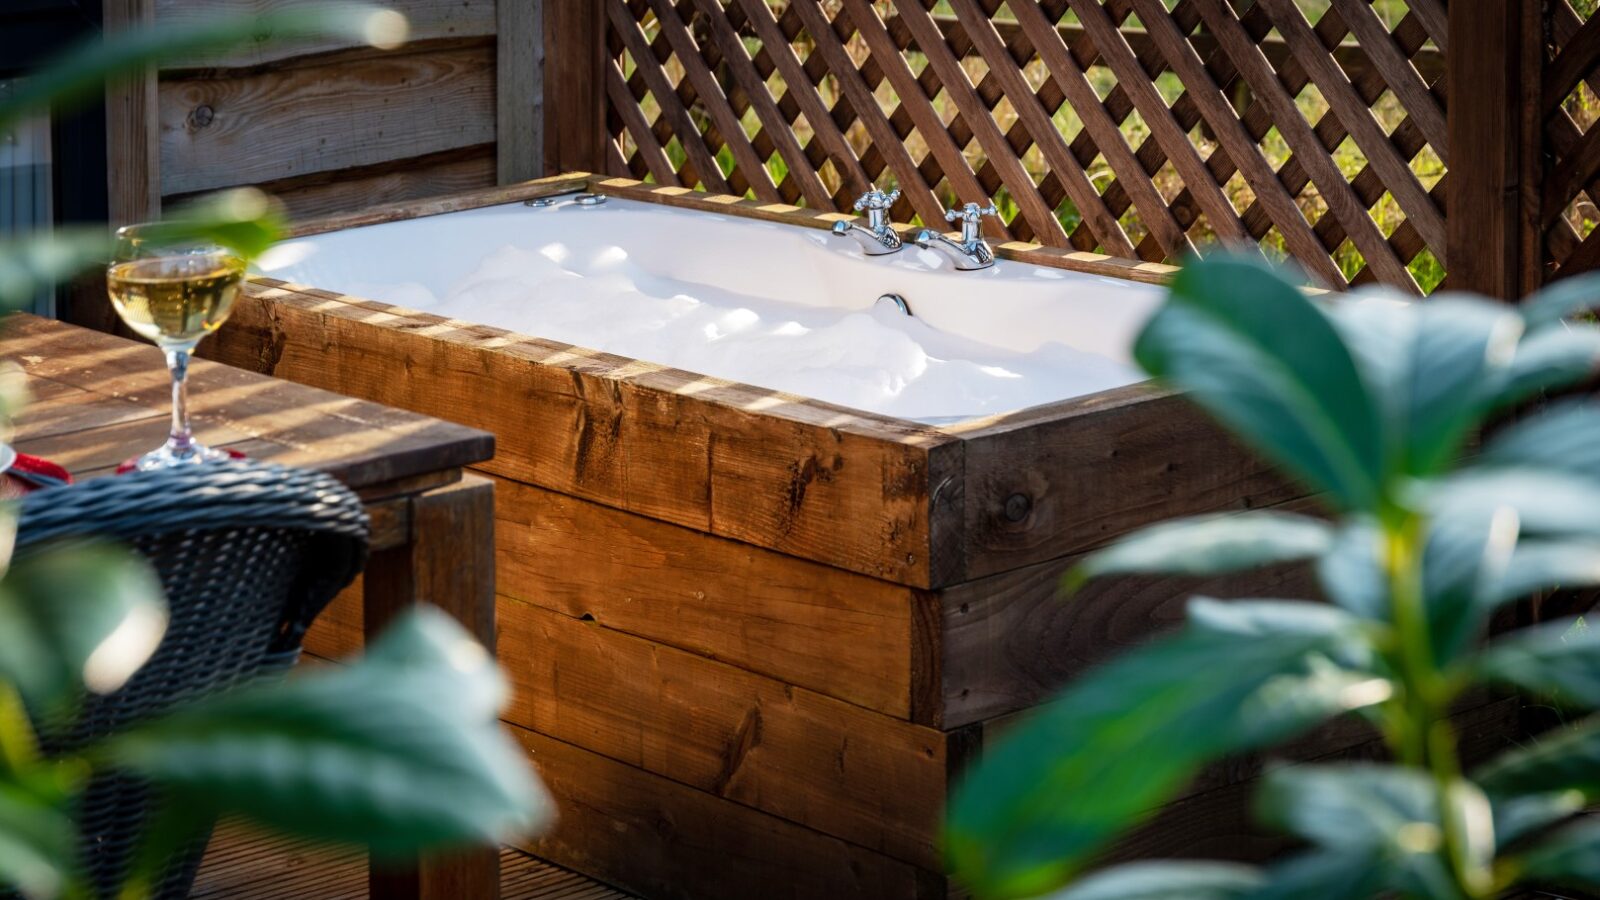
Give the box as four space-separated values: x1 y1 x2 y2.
13 460 370 899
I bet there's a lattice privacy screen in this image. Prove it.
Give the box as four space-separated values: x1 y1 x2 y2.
1544 0 1600 283
603 0 1449 293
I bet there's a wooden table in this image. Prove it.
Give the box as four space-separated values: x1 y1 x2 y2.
5 313 502 900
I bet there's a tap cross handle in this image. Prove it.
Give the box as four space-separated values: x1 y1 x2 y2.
944 201 998 244
852 187 900 232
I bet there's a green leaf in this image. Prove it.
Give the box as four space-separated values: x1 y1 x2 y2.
1475 715 1600 797
0 543 167 710
1477 400 1600 477
1492 791 1587 845
1493 324 1600 408
1422 468 1600 539
1476 618 1600 707
1039 862 1262 900
1254 765 1478 899
0 5 409 133
0 782 78 899
106 608 551 858
945 600 1376 897
0 189 286 310
1067 512 1333 591
1317 518 1386 619
1329 293 1524 477
1517 818 1600 890
1136 254 1384 511
1520 270 1600 330
1422 512 1518 665
1248 850 1396 900
1493 538 1600 604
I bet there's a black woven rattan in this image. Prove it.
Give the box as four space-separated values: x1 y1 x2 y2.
14 460 369 900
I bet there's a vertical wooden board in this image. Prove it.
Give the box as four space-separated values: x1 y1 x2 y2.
954 387 1300 581
490 475 920 718
216 283 948 586
512 725 940 900
544 0 605 174
497 598 949 869
158 44 496 195
497 0 545 183
105 0 161 225
303 576 363 661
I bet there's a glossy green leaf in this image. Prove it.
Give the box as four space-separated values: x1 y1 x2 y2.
1493 539 1600 605
105 608 551 858
1422 512 1518 665
1492 324 1600 408
0 227 118 314
1492 791 1587 845
1248 850 1396 900
1136 255 1384 511
1422 468 1600 538
0 543 167 710
1317 518 1386 620
1519 270 1600 330
1039 862 1262 900
0 782 78 899
1329 293 1523 477
0 5 408 133
1066 512 1333 591
1478 400 1600 476
1475 715 1600 797
1254 764 1477 900
1517 818 1600 890
945 600 1374 897
1476 619 1600 707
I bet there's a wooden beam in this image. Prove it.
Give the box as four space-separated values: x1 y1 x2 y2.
1447 0 1544 298
543 0 605 174
104 0 160 224
497 0 544 183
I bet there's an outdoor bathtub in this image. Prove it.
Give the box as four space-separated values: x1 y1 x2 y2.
206 174 1319 900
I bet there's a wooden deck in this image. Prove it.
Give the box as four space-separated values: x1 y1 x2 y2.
193 821 635 900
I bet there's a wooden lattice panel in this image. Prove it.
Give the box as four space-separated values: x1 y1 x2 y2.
601 0 1449 292
1543 0 1600 282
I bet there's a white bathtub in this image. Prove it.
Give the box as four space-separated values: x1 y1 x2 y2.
258 192 1164 423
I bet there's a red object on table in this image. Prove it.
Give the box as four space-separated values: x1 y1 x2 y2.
4 452 73 496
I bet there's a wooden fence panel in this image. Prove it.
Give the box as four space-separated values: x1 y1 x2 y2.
601 0 1450 293
1543 0 1600 285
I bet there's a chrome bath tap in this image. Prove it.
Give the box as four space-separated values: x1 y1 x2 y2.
832 188 903 255
915 202 997 270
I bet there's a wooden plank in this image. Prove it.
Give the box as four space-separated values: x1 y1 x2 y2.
152 0 496 68
158 42 495 195
510 725 942 900
365 476 500 900
943 543 1324 728
497 0 544 183
489 475 924 719
214 278 955 587
1447 0 1542 299
284 171 587 236
497 598 950 868
105 0 161 224
951 384 1301 584
165 144 498 223
545 0 605 174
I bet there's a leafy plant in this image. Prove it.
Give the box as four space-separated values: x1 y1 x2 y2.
946 254 1600 899
0 7 552 899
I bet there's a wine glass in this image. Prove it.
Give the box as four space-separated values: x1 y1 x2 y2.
107 225 245 469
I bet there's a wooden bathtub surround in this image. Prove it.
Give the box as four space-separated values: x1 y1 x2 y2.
207 175 1334 899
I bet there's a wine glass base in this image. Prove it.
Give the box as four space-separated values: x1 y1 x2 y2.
132 442 232 471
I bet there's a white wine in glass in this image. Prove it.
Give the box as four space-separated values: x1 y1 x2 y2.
108 226 245 469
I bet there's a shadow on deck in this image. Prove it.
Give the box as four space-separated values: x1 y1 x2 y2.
193 820 636 899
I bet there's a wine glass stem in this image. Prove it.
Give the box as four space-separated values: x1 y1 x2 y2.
165 346 197 453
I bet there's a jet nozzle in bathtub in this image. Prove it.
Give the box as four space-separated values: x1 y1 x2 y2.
876 293 912 317
832 188 903 256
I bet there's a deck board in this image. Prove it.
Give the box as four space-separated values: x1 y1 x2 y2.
193 820 636 900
